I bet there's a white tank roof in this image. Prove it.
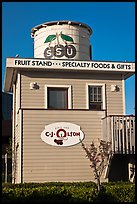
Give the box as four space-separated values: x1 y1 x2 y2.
31 20 92 37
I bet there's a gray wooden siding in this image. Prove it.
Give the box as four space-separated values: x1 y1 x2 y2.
21 71 124 115
22 109 106 183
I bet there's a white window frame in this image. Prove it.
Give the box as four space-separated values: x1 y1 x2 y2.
45 85 72 109
15 73 20 126
86 83 106 110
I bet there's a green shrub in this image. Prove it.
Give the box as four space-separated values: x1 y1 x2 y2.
103 182 135 202
2 181 135 203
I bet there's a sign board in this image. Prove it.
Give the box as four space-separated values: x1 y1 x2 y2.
9 58 135 73
41 122 84 147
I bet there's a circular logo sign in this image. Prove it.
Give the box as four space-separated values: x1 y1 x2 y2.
43 32 77 59
41 122 84 147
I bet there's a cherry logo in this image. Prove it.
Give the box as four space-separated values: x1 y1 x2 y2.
54 139 63 145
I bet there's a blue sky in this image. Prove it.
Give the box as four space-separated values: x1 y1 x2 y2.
2 2 135 114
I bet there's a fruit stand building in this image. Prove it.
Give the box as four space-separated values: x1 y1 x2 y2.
4 20 135 183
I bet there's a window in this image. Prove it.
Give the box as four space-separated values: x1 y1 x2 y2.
45 85 72 109
48 88 68 109
89 86 102 110
87 84 106 110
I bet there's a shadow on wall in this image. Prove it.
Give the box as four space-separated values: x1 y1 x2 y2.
108 154 135 182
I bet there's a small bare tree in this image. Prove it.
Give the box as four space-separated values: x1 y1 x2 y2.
80 139 112 192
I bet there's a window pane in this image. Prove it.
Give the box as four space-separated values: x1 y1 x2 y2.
90 94 93 101
88 85 102 110
98 87 101 94
98 95 101 101
89 87 93 94
48 88 68 109
94 87 97 94
94 95 97 101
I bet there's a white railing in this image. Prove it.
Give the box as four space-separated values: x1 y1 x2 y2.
102 115 135 154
